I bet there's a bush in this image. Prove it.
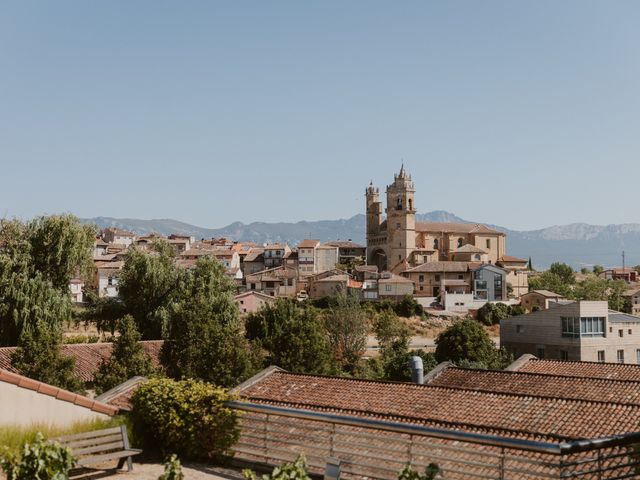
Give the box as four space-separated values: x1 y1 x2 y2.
0 432 76 480
130 377 239 460
398 464 440 480
159 454 184 480
476 303 511 326
243 454 311 480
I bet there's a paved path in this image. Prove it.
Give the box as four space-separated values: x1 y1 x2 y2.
71 463 244 480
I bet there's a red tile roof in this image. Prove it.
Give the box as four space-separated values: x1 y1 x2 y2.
428 366 640 406
297 240 321 248
0 341 162 383
513 358 640 382
0 368 118 416
238 369 640 443
416 222 504 235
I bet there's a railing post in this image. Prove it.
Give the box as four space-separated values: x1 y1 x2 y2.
264 413 270 464
597 449 603 480
330 422 336 457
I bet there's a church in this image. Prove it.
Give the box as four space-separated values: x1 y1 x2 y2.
365 167 528 298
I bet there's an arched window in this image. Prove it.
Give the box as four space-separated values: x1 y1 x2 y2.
433 238 439 249
396 197 402 210
408 198 413 211
457 238 463 248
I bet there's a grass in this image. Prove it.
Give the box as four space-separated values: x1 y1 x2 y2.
0 416 124 456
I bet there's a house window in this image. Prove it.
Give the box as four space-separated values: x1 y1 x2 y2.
516 325 523 333
458 274 463 280
433 239 439 249
619 329 624 338
435 275 440 282
486 239 491 249
563 317 605 337
560 350 569 361
629 329 633 335
396 223 401 230
617 349 625 363
457 238 463 248
536 346 545 359
419 275 424 283
419 286 423 291
597 350 605 362
385 285 392 292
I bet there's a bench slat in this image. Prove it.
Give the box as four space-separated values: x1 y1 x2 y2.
55 426 122 443
62 434 123 450
77 449 142 467
73 441 124 456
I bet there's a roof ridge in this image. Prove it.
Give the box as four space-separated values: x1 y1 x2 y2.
0 368 117 416
452 366 640 385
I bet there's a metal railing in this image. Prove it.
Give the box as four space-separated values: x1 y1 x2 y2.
228 401 640 480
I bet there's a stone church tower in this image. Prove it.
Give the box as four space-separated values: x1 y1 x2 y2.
386 165 416 270
365 166 416 271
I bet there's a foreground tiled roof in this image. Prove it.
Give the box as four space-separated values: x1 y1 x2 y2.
95 376 148 411
0 341 162 383
0 368 118 416
514 358 640 382
238 369 640 443
428 367 640 406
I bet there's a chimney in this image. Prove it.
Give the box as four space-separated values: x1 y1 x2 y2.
411 356 424 384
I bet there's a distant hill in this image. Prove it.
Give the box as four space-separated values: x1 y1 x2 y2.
83 213 640 270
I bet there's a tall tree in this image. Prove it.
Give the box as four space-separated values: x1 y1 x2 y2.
93 315 156 394
548 262 576 285
118 240 182 339
0 261 71 346
11 320 83 392
28 214 96 291
162 256 255 387
323 293 368 373
245 299 336 375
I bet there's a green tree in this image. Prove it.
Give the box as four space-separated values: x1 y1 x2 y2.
528 271 573 298
435 319 511 369
11 320 83 392
162 256 254 387
593 265 604 275
323 292 368 373
118 241 182 339
574 277 628 311
245 299 336 375
548 262 576 285
476 302 511 326
93 315 156 394
27 214 96 291
0 261 72 346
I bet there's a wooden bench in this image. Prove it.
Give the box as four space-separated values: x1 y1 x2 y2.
56 426 142 473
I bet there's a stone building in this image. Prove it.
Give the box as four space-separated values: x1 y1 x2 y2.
366 167 508 275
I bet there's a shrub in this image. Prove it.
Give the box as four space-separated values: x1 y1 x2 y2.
130 377 239 459
0 432 76 480
243 454 311 480
398 463 440 480
159 454 184 480
476 303 511 326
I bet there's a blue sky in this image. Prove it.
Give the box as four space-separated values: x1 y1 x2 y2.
1 1 639 230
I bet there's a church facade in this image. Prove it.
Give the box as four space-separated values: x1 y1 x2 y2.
366 167 509 276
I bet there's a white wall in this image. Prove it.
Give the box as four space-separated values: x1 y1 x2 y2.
0 382 110 428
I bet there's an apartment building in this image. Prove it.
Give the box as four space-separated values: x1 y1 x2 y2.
623 288 640 316
501 300 640 363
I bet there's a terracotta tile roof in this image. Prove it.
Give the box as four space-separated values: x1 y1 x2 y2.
0 368 118 416
498 255 528 263
429 367 640 406
378 273 414 284
514 358 640 382
524 290 564 298
238 369 640 443
454 244 487 254
95 376 148 412
297 240 320 248
0 341 162 383
324 241 366 249
416 222 504 236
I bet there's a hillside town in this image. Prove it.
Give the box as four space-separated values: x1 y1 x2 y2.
4 1 640 479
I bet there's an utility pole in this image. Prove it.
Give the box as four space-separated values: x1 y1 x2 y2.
623 250 626 271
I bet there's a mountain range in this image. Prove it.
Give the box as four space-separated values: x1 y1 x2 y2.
83 212 640 270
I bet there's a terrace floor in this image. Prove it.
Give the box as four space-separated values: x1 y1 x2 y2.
71 462 245 480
